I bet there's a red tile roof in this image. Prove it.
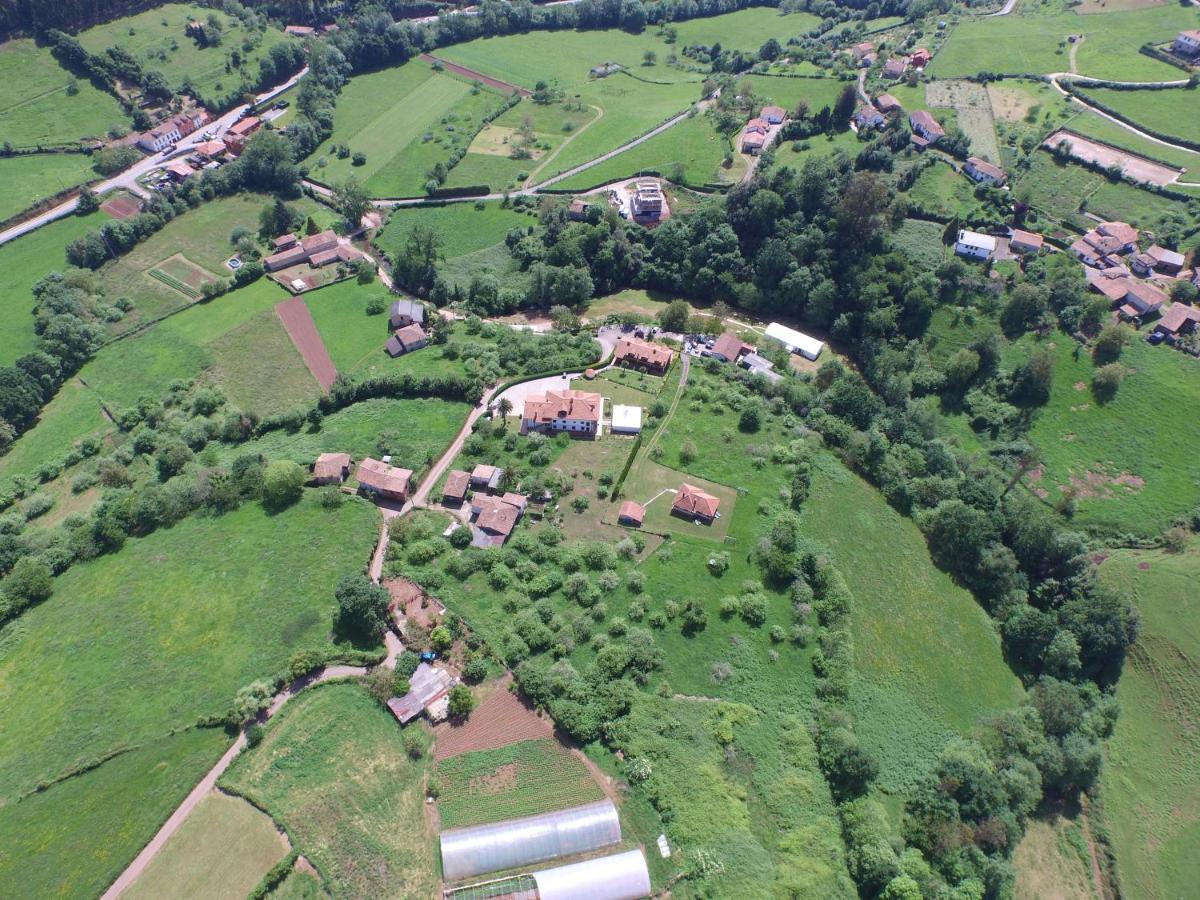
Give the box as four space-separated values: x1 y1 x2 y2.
1156 303 1200 333
618 501 645 525
443 469 470 500
356 458 412 497
1008 228 1044 251
523 389 602 425
672 483 721 519
713 331 750 361
614 336 673 370
312 452 351 481
1097 221 1138 246
300 230 338 255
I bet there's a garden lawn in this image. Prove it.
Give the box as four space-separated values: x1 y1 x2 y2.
0 153 98 222
220 683 438 900
0 727 229 900
552 112 738 190
217 397 469 477
0 38 130 146
621 459 737 542
203 308 321 413
306 61 511 197
78 278 289 413
1010 334 1200 537
1074 85 1200 145
1098 540 1200 900
907 158 986 219
928 6 1198 80
435 737 606 829
0 492 380 801
76 4 289 102
374 201 534 263
123 792 288 900
0 207 108 366
804 451 1024 797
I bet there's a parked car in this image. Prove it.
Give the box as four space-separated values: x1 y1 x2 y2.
419 651 437 663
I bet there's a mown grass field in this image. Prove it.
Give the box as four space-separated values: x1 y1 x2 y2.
217 397 469 477
123 791 288 900
205 308 321 412
907 158 986 219
1098 540 1200 900
306 61 512 197
928 5 1198 81
77 4 289 101
435 737 606 829
0 493 379 801
221 683 438 900
1064 108 1200 173
671 7 822 51
622 459 737 541
0 727 230 900
0 38 130 146
0 152 98 222
1075 85 1200 145
375 201 533 263
0 207 109 366
741 74 850 115
552 112 739 190
1009 334 1200 537
304 280 391 372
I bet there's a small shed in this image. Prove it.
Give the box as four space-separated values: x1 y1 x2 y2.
311 452 351 485
443 469 471 505
618 501 645 527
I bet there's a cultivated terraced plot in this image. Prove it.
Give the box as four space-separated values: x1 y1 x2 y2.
0 38 130 146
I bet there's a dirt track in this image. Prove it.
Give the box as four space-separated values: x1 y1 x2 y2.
418 53 531 97
1043 129 1182 186
275 297 337 392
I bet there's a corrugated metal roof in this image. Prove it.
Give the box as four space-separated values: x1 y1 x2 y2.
532 849 652 900
440 799 621 881
764 322 824 359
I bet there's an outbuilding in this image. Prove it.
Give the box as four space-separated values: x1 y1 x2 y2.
955 229 996 261
764 321 824 360
610 404 643 434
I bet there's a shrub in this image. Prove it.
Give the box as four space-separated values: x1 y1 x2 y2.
448 684 475 718
395 650 420 677
262 459 306 510
333 574 390 640
1092 363 1125 402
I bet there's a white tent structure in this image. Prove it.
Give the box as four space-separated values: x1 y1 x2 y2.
532 849 652 900
764 322 824 360
440 800 622 881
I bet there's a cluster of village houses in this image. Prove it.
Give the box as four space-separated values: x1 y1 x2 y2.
136 110 264 186
849 39 932 77
739 105 787 155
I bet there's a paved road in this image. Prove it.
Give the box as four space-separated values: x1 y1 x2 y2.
985 0 1020 16
0 66 308 248
100 622 400 900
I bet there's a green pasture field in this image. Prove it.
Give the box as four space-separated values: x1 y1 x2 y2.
0 493 379 799
546 436 642 544
929 5 1198 80
1012 815 1098 900
217 397 469 477
204 308 321 413
221 682 438 900
1098 540 1200 900
1074 85 1200 145
77 4 289 101
906 159 986 219
307 61 511 197
0 207 108 366
304 280 390 372
889 218 948 271
777 128 869 168
741 74 850 115
0 38 130 146
78 278 289 414
1008 333 1200 537
0 727 229 900
0 378 113 485
437 241 531 294
271 869 324 900
375 201 534 263
0 153 98 222
672 7 822 51
123 792 288 900
804 452 1024 796
98 193 292 331
1064 108 1200 172
552 112 739 190
435 737 606 829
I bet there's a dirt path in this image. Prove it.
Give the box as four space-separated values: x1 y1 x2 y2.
642 353 689 459
1079 799 1110 900
419 53 531 97
275 296 338 392
1069 36 1082 74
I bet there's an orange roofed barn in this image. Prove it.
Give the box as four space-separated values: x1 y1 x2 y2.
521 388 603 435
672 483 721 524
355 458 412 501
614 336 673 375
311 452 351 485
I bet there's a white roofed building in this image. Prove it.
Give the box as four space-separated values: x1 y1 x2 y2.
955 229 996 261
610 404 643 434
764 322 824 360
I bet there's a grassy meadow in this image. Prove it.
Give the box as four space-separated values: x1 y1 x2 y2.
0 153 98 222
0 378 114 485
1064 108 1200 173
123 792 288 900
306 62 511 197
1074 85 1200 145
221 683 438 900
1009 335 1200 538
374 201 534 262
76 4 289 101
0 207 109 366
204 308 321 412
0 38 130 146
1012 814 1099 900
1098 541 1200 900
435 738 606 829
928 4 1199 81
0 727 230 900
671 7 822 51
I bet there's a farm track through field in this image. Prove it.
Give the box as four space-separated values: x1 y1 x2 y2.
275 297 338 392
418 53 531 96
523 104 604 188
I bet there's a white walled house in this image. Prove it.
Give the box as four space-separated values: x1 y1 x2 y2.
955 230 996 261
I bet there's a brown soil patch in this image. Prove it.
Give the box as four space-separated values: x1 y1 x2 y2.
1138 561 1151 570
275 296 338 391
100 193 142 220
1073 381 1087 391
433 673 554 761
386 577 446 629
469 763 519 795
1043 130 1182 187
1091 553 1109 565
1063 469 1145 499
